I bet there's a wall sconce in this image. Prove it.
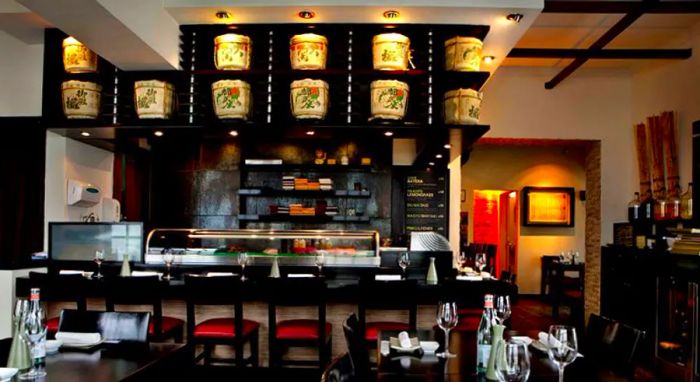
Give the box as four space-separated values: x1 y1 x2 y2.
298 10 316 19
506 13 524 23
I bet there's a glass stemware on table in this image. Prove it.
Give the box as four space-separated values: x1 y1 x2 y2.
494 295 512 326
495 338 531 382
475 252 487 273
435 301 459 358
315 250 326 276
547 325 578 382
162 250 175 281
93 250 105 279
238 252 249 281
398 252 411 279
19 298 47 379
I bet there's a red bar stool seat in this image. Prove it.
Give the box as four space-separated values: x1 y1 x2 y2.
47 317 60 336
149 316 185 337
276 319 332 340
193 318 259 338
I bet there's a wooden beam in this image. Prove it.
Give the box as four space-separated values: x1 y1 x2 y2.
544 1 700 14
545 10 645 89
509 48 692 59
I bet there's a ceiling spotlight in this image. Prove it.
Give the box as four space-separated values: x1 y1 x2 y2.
435 154 443 159
80 131 90 137
383 10 400 19
229 130 238 137
306 130 315 136
444 144 452 149
428 162 435 166
483 55 495 64
215 11 232 20
298 10 316 19
154 130 164 137
506 13 524 23
384 131 394 137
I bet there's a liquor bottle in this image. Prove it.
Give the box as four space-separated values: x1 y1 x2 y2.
654 188 668 222
25 288 47 377
640 189 654 225
628 192 641 223
681 182 694 220
476 294 496 374
667 186 681 221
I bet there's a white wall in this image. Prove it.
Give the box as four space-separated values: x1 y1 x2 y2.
631 22 700 188
462 145 587 294
479 66 634 246
43 132 114 250
0 30 43 116
0 268 46 339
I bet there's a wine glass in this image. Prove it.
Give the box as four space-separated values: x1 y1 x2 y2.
475 252 487 273
435 301 458 358
494 295 512 326
19 303 47 379
458 251 469 274
13 299 29 335
94 250 105 279
238 252 249 281
495 338 531 382
315 251 326 276
162 251 175 281
398 252 410 279
547 325 578 382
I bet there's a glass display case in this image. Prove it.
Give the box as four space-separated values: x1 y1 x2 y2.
145 228 380 267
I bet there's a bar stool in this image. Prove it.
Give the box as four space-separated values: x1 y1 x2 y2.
105 275 184 342
267 277 331 369
28 272 87 339
185 274 259 367
358 277 417 345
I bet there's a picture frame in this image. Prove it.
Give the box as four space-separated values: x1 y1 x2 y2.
521 186 575 227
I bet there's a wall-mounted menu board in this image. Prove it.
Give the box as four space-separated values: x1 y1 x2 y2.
405 171 447 234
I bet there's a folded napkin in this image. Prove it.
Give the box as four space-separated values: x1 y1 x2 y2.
388 331 424 357
537 332 584 358
55 332 102 346
457 275 483 281
131 271 162 278
287 274 315 278
59 270 84 275
375 274 402 281
206 272 236 277
480 271 492 279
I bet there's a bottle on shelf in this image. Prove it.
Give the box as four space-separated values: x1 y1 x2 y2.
641 189 655 225
654 188 669 222
680 182 693 220
666 186 682 221
628 192 641 224
476 294 496 375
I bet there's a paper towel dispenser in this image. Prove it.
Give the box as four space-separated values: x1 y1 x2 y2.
67 179 101 207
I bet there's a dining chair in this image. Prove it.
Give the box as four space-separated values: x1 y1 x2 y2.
184 274 260 367
58 309 151 342
105 275 184 342
585 314 646 381
357 277 417 345
28 272 87 339
321 353 356 382
266 276 331 369
342 313 372 381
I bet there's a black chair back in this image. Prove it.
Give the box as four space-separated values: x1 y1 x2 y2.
28 272 87 311
321 353 356 382
58 309 150 343
585 314 646 377
358 278 417 334
105 276 163 336
342 313 371 381
184 274 244 340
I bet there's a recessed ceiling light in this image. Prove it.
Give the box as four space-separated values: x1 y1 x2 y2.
298 10 315 19
483 55 495 64
384 131 394 137
306 130 315 136
428 162 435 166
154 130 164 137
435 154 443 159
383 10 400 19
506 13 524 23
229 130 238 137
216 11 232 20
80 131 90 137
444 144 451 149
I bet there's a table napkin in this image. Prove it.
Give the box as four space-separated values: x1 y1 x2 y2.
375 274 402 281
206 272 236 277
457 275 483 281
55 332 102 346
287 274 315 278
59 270 84 275
131 271 162 278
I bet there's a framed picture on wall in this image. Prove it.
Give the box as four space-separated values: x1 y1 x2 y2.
521 186 575 227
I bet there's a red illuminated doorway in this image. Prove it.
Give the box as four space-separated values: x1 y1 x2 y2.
472 190 519 277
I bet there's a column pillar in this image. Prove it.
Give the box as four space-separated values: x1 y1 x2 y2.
447 128 462 265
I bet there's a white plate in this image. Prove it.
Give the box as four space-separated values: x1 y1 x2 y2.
0 367 18 381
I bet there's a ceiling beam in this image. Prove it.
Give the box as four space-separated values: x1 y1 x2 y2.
509 48 692 59
543 1 700 14
544 6 647 89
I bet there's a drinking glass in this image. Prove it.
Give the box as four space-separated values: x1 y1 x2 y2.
238 252 249 281
475 253 487 273
435 301 458 358
458 252 469 273
398 252 410 279
495 339 531 382
162 251 175 281
495 295 512 325
315 251 326 276
547 325 578 382
19 304 47 379
94 250 105 279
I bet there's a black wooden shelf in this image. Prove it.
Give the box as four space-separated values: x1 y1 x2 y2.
241 163 376 173
238 214 371 223
239 188 371 198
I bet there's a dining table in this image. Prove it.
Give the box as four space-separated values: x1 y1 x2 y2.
0 339 191 382
377 329 591 382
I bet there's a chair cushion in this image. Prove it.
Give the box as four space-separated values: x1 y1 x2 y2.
47 317 59 334
193 318 259 338
148 316 185 335
276 319 332 340
563 290 583 300
454 316 482 332
364 321 410 341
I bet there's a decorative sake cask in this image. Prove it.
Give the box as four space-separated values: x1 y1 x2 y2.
61 80 101 119
212 80 252 120
134 80 175 119
444 88 482 125
62 37 98 73
214 33 252 70
444 36 483 72
372 33 411 70
290 79 329 119
370 80 409 120
290 33 328 70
